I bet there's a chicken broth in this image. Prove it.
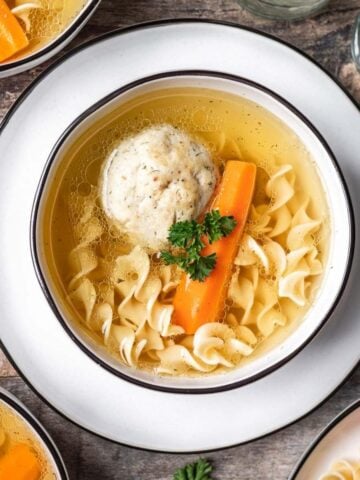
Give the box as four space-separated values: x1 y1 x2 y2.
40 86 330 376
0 401 57 479
3 0 86 62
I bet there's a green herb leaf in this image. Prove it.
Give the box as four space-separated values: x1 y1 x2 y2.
160 251 189 270
168 220 205 252
173 459 214 480
203 210 237 243
161 210 236 281
168 220 200 248
184 254 217 282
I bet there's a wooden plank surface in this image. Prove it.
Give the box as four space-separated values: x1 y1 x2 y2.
0 0 360 478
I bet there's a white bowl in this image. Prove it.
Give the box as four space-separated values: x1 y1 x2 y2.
0 388 68 479
31 72 354 394
291 399 360 479
0 0 100 79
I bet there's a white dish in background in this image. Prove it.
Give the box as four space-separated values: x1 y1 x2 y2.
0 20 359 452
0 388 68 479
31 71 352 394
291 400 360 479
0 0 100 78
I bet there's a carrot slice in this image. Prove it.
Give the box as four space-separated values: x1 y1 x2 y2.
0 0 29 62
0 443 41 480
172 160 257 334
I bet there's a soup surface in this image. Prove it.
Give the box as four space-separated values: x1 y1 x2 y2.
0 400 57 479
40 86 330 377
1 0 86 63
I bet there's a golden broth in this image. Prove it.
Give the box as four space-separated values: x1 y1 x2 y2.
5 0 87 61
0 401 57 479
40 86 330 374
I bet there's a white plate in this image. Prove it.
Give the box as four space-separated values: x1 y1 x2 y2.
0 20 359 453
291 400 360 479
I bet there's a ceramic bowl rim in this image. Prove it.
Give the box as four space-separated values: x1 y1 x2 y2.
289 398 360 479
0 390 69 479
30 70 355 394
0 0 100 74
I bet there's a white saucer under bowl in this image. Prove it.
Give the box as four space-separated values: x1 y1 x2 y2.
290 400 360 479
0 388 68 479
0 0 100 78
0 20 359 452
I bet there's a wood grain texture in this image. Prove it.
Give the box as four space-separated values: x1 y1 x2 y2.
0 0 360 478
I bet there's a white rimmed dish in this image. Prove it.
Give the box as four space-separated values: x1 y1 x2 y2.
0 0 100 79
0 20 359 452
290 400 360 479
0 388 68 479
31 70 353 394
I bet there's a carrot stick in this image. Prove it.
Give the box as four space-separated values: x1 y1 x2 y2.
0 0 29 62
0 443 41 480
172 161 257 334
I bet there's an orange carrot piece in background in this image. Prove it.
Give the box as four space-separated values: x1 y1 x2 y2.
172 161 257 334
0 443 41 480
0 0 29 62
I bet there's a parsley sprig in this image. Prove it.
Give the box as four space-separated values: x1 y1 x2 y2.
204 210 237 243
160 210 237 282
173 458 214 480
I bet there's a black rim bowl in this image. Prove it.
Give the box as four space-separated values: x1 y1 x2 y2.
0 390 68 479
30 69 355 395
0 0 100 75
290 398 360 479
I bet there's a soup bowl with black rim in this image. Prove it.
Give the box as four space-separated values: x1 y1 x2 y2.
31 71 354 394
0 388 69 479
0 0 100 79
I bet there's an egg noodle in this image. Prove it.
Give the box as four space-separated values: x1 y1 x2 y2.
320 457 360 480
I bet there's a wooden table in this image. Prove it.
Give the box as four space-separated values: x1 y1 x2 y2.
1 1 360 478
